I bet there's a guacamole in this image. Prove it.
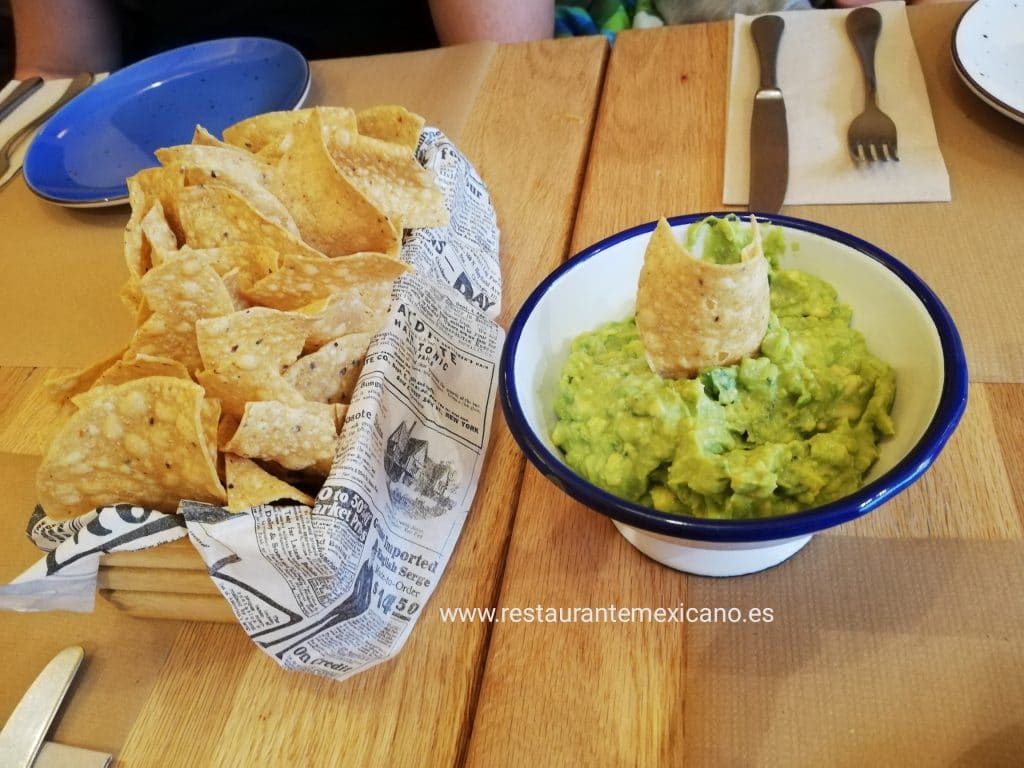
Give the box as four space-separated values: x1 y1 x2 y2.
551 218 896 519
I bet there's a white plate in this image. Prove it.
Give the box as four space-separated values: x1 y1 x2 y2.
952 0 1024 124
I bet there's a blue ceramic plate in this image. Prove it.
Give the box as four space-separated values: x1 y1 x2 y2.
24 37 310 207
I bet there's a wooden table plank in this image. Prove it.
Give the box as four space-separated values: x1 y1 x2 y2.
114 37 607 768
469 23 730 766
569 20 732 253
987 383 1024 525
467 6 1024 766
0 367 67 455
836 383 1023 540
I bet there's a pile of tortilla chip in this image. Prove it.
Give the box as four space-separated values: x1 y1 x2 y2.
38 105 448 518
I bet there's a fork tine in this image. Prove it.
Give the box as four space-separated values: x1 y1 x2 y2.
886 143 899 161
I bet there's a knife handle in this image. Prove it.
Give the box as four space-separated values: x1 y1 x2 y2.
846 6 881 100
751 15 784 92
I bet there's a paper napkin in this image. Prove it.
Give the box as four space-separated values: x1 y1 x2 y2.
0 74 107 189
723 1 950 206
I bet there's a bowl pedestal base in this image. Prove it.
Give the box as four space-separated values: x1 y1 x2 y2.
612 521 813 577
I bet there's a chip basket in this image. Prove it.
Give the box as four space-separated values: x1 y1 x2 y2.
99 543 235 622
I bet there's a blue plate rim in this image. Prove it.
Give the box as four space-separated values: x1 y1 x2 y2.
23 36 310 207
499 212 970 543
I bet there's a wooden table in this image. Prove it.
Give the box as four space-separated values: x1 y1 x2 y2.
2 3 1023 765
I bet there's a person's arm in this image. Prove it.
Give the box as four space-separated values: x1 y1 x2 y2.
12 0 120 79
428 0 553 45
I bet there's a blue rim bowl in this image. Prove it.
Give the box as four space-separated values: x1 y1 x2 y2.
500 213 969 543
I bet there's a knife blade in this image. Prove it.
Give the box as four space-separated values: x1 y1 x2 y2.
749 15 788 213
0 77 44 126
0 646 85 768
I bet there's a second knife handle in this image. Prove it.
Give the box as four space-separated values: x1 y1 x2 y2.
751 15 785 91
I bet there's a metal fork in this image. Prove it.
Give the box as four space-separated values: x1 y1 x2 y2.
846 7 898 162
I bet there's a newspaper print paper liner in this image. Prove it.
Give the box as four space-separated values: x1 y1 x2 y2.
0 127 504 683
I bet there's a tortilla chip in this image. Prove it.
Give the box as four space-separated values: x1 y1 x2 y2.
158 143 300 237
284 332 373 403
200 397 221 471
192 124 234 149
123 216 147 284
243 251 409 311
93 354 192 388
224 453 315 512
296 291 391 350
218 268 252 310
163 244 278 284
138 248 236 320
196 368 306 417
326 129 446 228
140 200 179 263
224 400 339 474
636 218 770 378
47 349 127 404
36 377 226 518
263 109 399 257
196 307 308 373
128 255 235 370
128 313 204 372
125 166 186 246
194 307 310 416
223 107 357 155
174 185 324 260
356 105 425 151
216 412 240 449
118 277 150 325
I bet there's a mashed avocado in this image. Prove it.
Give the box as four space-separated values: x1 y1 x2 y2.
551 217 896 519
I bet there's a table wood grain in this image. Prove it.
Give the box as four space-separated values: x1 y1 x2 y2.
466 5 1024 766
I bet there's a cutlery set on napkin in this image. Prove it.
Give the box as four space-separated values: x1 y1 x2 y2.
0 73 100 189
725 0 950 210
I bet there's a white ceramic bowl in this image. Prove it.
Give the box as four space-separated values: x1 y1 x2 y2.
500 214 968 577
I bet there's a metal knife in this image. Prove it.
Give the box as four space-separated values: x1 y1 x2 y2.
0 646 85 768
0 77 44 126
749 15 788 213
